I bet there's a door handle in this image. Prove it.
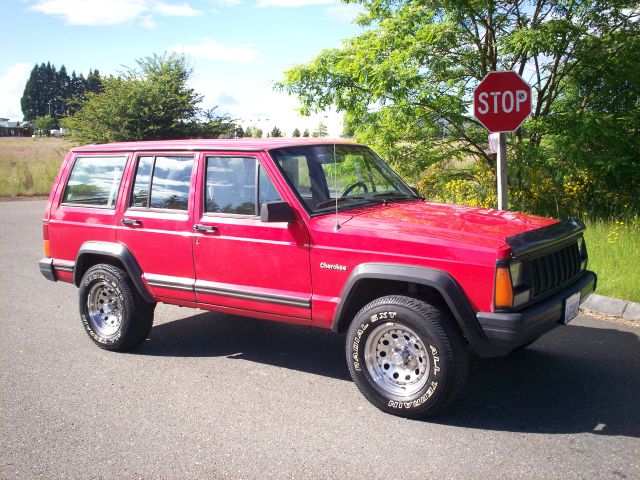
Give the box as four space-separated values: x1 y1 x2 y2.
121 218 142 226
193 224 218 232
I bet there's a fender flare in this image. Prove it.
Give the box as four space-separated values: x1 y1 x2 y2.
331 263 497 357
74 241 154 303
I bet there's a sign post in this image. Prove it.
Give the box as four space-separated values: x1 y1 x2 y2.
473 71 532 210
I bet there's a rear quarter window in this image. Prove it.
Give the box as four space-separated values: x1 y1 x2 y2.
62 156 127 208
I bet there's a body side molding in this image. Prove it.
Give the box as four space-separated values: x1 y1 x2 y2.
74 241 154 303
331 263 497 357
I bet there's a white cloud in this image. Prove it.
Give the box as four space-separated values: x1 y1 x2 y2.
0 63 33 120
256 0 334 6
169 38 260 63
29 0 201 26
213 0 243 5
155 1 201 16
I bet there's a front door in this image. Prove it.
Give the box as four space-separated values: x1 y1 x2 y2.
192 152 312 320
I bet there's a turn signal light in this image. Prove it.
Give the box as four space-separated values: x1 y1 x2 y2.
494 266 513 308
43 240 51 257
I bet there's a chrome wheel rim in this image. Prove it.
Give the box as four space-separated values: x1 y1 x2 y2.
364 323 430 397
87 281 122 337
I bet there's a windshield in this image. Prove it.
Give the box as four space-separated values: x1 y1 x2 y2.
269 144 418 215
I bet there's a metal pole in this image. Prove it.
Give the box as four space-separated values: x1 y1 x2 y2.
497 132 508 210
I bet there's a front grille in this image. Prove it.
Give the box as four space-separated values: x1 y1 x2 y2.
530 242 581 299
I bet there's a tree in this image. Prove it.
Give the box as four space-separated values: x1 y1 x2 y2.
270 126 283 137
302 128 310 138
245 126 263 138
21 63 101 123
292 128 301 137
195 107 239 138
64 54 206 143
312 122 328 138
33 115 57 136
279 0 640 217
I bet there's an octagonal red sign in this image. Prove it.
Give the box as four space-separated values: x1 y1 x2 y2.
473 71 532 133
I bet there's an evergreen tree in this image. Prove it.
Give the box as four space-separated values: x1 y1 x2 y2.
312 122 328 138
292 128 301 137
302 128 310 138
85 69 102 93
270 126 282 137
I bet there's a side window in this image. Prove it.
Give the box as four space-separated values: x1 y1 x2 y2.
62 156 127 208
130 155 193 211
205 156 281 215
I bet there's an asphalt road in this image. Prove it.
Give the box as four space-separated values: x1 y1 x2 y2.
1 200 639 480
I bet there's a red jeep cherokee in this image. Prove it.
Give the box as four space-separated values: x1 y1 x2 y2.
39 139 596 417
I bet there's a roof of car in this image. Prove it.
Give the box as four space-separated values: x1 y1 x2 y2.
71 138 359 153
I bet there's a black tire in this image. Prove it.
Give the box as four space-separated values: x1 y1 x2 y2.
79 264 155 351
346 295 469 418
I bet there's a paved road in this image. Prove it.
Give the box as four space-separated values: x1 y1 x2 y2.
1 200 639 479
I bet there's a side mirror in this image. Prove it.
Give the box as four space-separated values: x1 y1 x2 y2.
260 201 296 223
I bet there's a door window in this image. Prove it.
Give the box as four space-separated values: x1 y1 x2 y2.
205 156 281 216
130 155 193 211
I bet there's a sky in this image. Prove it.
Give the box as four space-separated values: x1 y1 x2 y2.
0 0 365 135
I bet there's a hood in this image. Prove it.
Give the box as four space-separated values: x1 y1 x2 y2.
342 200 557 251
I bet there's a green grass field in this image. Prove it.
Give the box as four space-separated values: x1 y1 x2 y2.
0 137 69 197
1 136 637 302
584 218 640 303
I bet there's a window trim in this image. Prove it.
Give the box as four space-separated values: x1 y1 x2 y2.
128 153 194 213
61 154 128 209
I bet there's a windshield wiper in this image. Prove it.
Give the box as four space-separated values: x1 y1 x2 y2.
372 191 417 200
315 196 384 209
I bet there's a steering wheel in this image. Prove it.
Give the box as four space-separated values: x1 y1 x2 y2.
341 181 368 197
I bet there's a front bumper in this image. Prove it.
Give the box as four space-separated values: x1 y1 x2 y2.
476 271 597 355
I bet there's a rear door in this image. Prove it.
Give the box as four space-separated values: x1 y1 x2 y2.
191 151 312 321
48 152 129 277
116 152 196 301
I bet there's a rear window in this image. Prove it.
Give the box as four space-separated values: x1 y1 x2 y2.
62 156 127 208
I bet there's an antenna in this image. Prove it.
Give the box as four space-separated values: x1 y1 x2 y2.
331 114 341 232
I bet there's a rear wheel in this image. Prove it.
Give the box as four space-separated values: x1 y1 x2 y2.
79 264 154 351
346 295 469 418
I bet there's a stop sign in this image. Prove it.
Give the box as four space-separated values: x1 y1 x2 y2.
473 71 532 132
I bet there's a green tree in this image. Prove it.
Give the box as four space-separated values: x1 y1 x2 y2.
292 128 301 137
33 115 57 136
21 63 100 123
245 126 263 138
64 54 203 143
279 0 640 217
302 128 310 138
312 122 328 138
270 126 283 137
195 107 238 138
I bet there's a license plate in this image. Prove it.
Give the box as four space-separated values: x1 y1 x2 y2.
564 292 581 324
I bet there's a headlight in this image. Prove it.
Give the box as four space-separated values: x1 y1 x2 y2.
509 261 523 287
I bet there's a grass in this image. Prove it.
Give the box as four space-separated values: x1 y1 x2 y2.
584 218 640 303
0 137 70 197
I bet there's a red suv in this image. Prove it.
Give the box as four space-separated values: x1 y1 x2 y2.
39 139 596 417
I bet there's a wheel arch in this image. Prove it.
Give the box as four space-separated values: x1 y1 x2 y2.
74 241 154 303
332 263 495 356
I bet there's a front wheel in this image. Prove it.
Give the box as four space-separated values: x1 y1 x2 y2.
346 295 469 418
79 264 154 351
